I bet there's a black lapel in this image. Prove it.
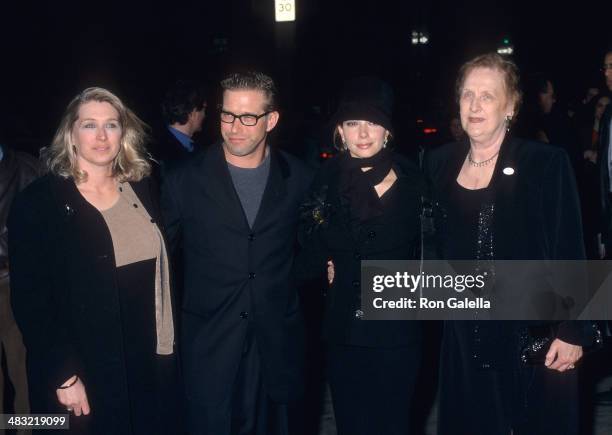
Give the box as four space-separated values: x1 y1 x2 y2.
489 135 521 259
251 148 289 232
201 144 251 231
438 140 470 205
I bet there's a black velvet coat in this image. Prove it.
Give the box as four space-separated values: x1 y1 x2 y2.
8 174 179 434
296 152 424 347
425 136 593 434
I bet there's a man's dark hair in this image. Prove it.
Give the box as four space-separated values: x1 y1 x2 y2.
161 80 207 125
220 71 277 111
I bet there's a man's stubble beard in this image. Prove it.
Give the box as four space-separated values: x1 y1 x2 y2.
223 136 267 158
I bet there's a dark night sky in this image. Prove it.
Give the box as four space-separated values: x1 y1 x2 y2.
1 0 609 153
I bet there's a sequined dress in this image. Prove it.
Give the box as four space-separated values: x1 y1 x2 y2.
438 181 516 435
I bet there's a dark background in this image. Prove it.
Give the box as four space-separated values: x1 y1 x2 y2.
0 0 609 155
0 2 609 431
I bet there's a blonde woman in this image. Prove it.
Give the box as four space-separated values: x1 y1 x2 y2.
8 88 179 434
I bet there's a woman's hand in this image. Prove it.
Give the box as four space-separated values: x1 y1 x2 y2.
327 260 335 285
544 339 583 372
56 375 91 416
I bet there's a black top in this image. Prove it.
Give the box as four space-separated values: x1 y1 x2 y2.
447 182 493 261
297 151 424 347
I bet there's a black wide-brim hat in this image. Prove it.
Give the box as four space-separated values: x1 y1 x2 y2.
331 76 394 134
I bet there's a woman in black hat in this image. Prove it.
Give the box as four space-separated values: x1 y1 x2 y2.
296 77 424 435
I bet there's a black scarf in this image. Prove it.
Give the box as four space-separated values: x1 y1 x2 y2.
338 148 393 222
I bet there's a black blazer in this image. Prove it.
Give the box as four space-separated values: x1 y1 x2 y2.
153 127 197 165
160 144 313 403
296 152 424 347
7 174 175 424
425 136 593 346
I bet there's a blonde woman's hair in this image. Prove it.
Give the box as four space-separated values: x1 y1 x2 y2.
42 87 151 183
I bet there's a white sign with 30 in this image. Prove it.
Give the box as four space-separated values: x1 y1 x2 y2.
275 0 295 22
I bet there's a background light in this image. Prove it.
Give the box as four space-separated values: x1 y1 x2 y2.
411 31 429 45
275 0 296 22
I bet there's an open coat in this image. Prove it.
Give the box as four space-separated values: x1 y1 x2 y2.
8 174 179 434
160 144 312 431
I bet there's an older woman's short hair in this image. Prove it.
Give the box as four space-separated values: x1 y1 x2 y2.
43 87 151 183
455 53 523 120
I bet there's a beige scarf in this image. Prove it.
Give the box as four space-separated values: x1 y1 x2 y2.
119 184 174 355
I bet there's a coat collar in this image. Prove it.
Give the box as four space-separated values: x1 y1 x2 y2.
436 135 524 259
201 143 290 232
48 174 158 224
438 134 521 193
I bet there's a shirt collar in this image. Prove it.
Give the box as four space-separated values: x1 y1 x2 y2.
167 126 194 152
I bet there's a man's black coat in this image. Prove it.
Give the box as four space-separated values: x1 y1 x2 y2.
160 144 313 408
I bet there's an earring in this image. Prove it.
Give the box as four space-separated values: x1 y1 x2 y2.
505 115 513 132
383 137 389 148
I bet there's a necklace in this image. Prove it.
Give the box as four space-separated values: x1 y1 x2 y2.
467 149 499 167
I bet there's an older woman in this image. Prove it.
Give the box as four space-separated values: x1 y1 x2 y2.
297 77 423 435
425 54 594 434
8 88 178 434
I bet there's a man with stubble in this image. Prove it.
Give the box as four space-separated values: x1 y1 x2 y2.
161 71 312 435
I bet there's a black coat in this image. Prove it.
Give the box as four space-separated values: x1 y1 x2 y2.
153 127 198 165
296 152 424 347
426 136 592 345
426 137 592 434
160 144 313 405
7 174 178 433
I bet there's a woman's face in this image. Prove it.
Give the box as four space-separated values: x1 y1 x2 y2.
71 101 122 173
337 120 389 159
538 80 556 114
459 67 514 145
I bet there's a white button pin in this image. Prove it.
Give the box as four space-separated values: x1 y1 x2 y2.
502 167 515 175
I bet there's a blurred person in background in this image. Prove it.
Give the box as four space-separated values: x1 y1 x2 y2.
515 73 582 175
156 79 207 168
597 48 612 259
0 139 39 435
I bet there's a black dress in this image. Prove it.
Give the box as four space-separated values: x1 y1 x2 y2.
438 182 516 434
97 184 178 435
297 152 423 435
